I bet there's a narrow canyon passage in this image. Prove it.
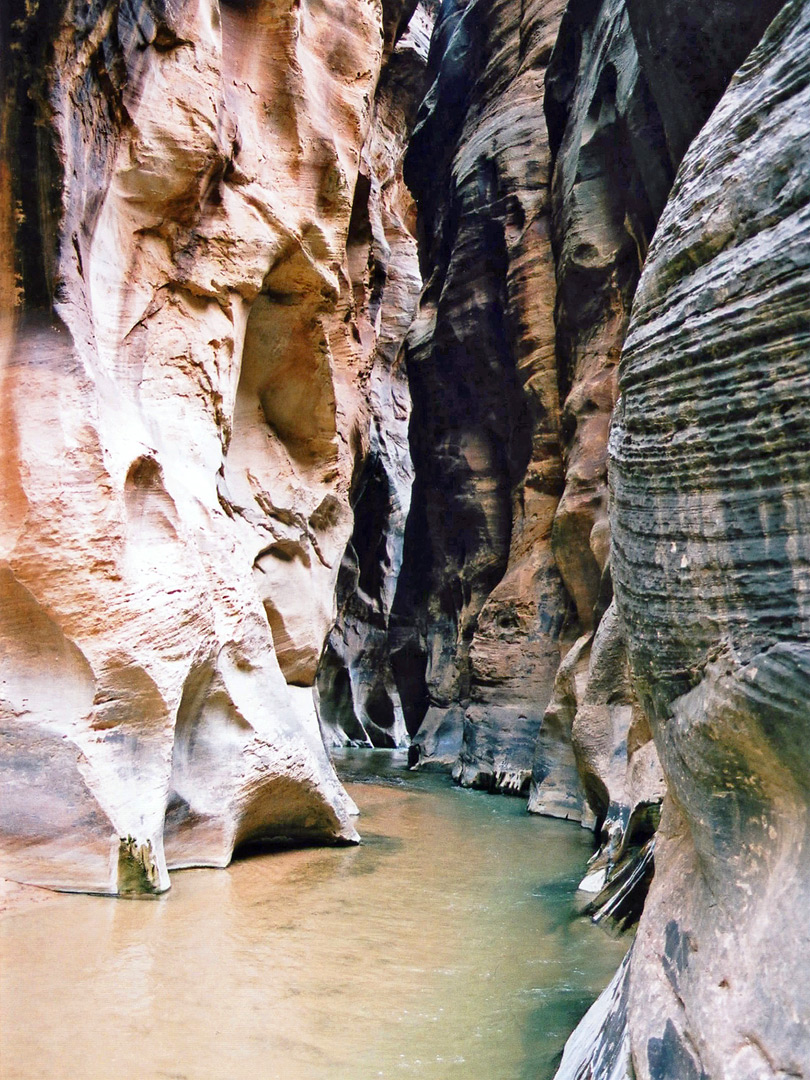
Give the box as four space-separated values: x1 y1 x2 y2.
0 752 626 1080
3 0 809 1075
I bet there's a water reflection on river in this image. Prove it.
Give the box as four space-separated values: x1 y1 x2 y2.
0 751 626 1080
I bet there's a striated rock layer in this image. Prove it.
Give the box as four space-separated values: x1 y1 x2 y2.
532 0 783 838
611 1 810 1074
396 0 785 817
0 0 422 895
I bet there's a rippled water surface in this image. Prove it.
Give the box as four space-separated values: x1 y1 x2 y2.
1 751 626 1080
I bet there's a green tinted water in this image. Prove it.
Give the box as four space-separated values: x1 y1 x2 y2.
0 751 626 1080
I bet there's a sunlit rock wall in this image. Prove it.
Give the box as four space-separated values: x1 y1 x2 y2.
0 0 419 895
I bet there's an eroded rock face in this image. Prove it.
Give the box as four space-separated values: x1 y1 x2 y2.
623 0 787 170
520 0 670 841
533 0 789 845
395 0 569 788
544 0 668 637
611 1 810 1073
316 4 433 750
0 0 421 894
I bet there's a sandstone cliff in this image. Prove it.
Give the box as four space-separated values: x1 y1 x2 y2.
610 1 810 1074
316 4 433 750
394 0 571 789
0 0 425 895
388 0 808 1074
547 0 808 1077
3 1 809 1075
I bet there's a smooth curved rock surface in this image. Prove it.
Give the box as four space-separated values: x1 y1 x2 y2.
0 0 423 894
611 1 810 1073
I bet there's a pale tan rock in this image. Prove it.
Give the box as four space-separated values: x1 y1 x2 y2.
0 0 419 895
528 633 593 822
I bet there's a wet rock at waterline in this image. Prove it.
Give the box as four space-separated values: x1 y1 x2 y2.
531 599 664 852
610 0 810 1073
554 949 634 1080
0 0 429 894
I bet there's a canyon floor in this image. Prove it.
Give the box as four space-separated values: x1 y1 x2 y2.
0 751 626 1080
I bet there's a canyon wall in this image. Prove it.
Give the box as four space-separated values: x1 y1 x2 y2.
2 0 808 1074
316 3 433 750
394 0 571 789
548 0 808 1077
390 0 807 1075
611 1 810 1075
533 0 785 916
0 0 426 895
395 0 787 865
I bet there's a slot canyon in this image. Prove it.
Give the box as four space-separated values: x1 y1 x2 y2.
1 0 808 1077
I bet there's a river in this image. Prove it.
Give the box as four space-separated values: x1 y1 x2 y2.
0 750 627 1080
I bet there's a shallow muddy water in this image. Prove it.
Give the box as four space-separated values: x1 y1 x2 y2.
0 751 626 1080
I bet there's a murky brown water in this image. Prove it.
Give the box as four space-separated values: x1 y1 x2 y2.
0 751 626 1080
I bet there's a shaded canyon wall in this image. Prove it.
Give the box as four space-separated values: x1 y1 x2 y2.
610 2 810 1075
2 0 809 1075
394 0 571 790
387 1 808 1077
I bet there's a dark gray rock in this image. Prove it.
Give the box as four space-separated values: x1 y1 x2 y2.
316 14 431 749
624 0 787 169
395 0 570 783
611 0 810 1074
535 0 673 832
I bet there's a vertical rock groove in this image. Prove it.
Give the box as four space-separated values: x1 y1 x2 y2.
394 0 570 790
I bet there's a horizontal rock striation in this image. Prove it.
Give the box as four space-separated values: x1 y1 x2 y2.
533 0 783 831
610 0 810 1074
0 0 421 895
533 0 789 874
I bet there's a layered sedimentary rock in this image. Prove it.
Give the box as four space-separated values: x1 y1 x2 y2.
396 0 786 809
395 0 570 788
0 0 421 895
529 0 664 826
532 0 786 854
610 1 810 1074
